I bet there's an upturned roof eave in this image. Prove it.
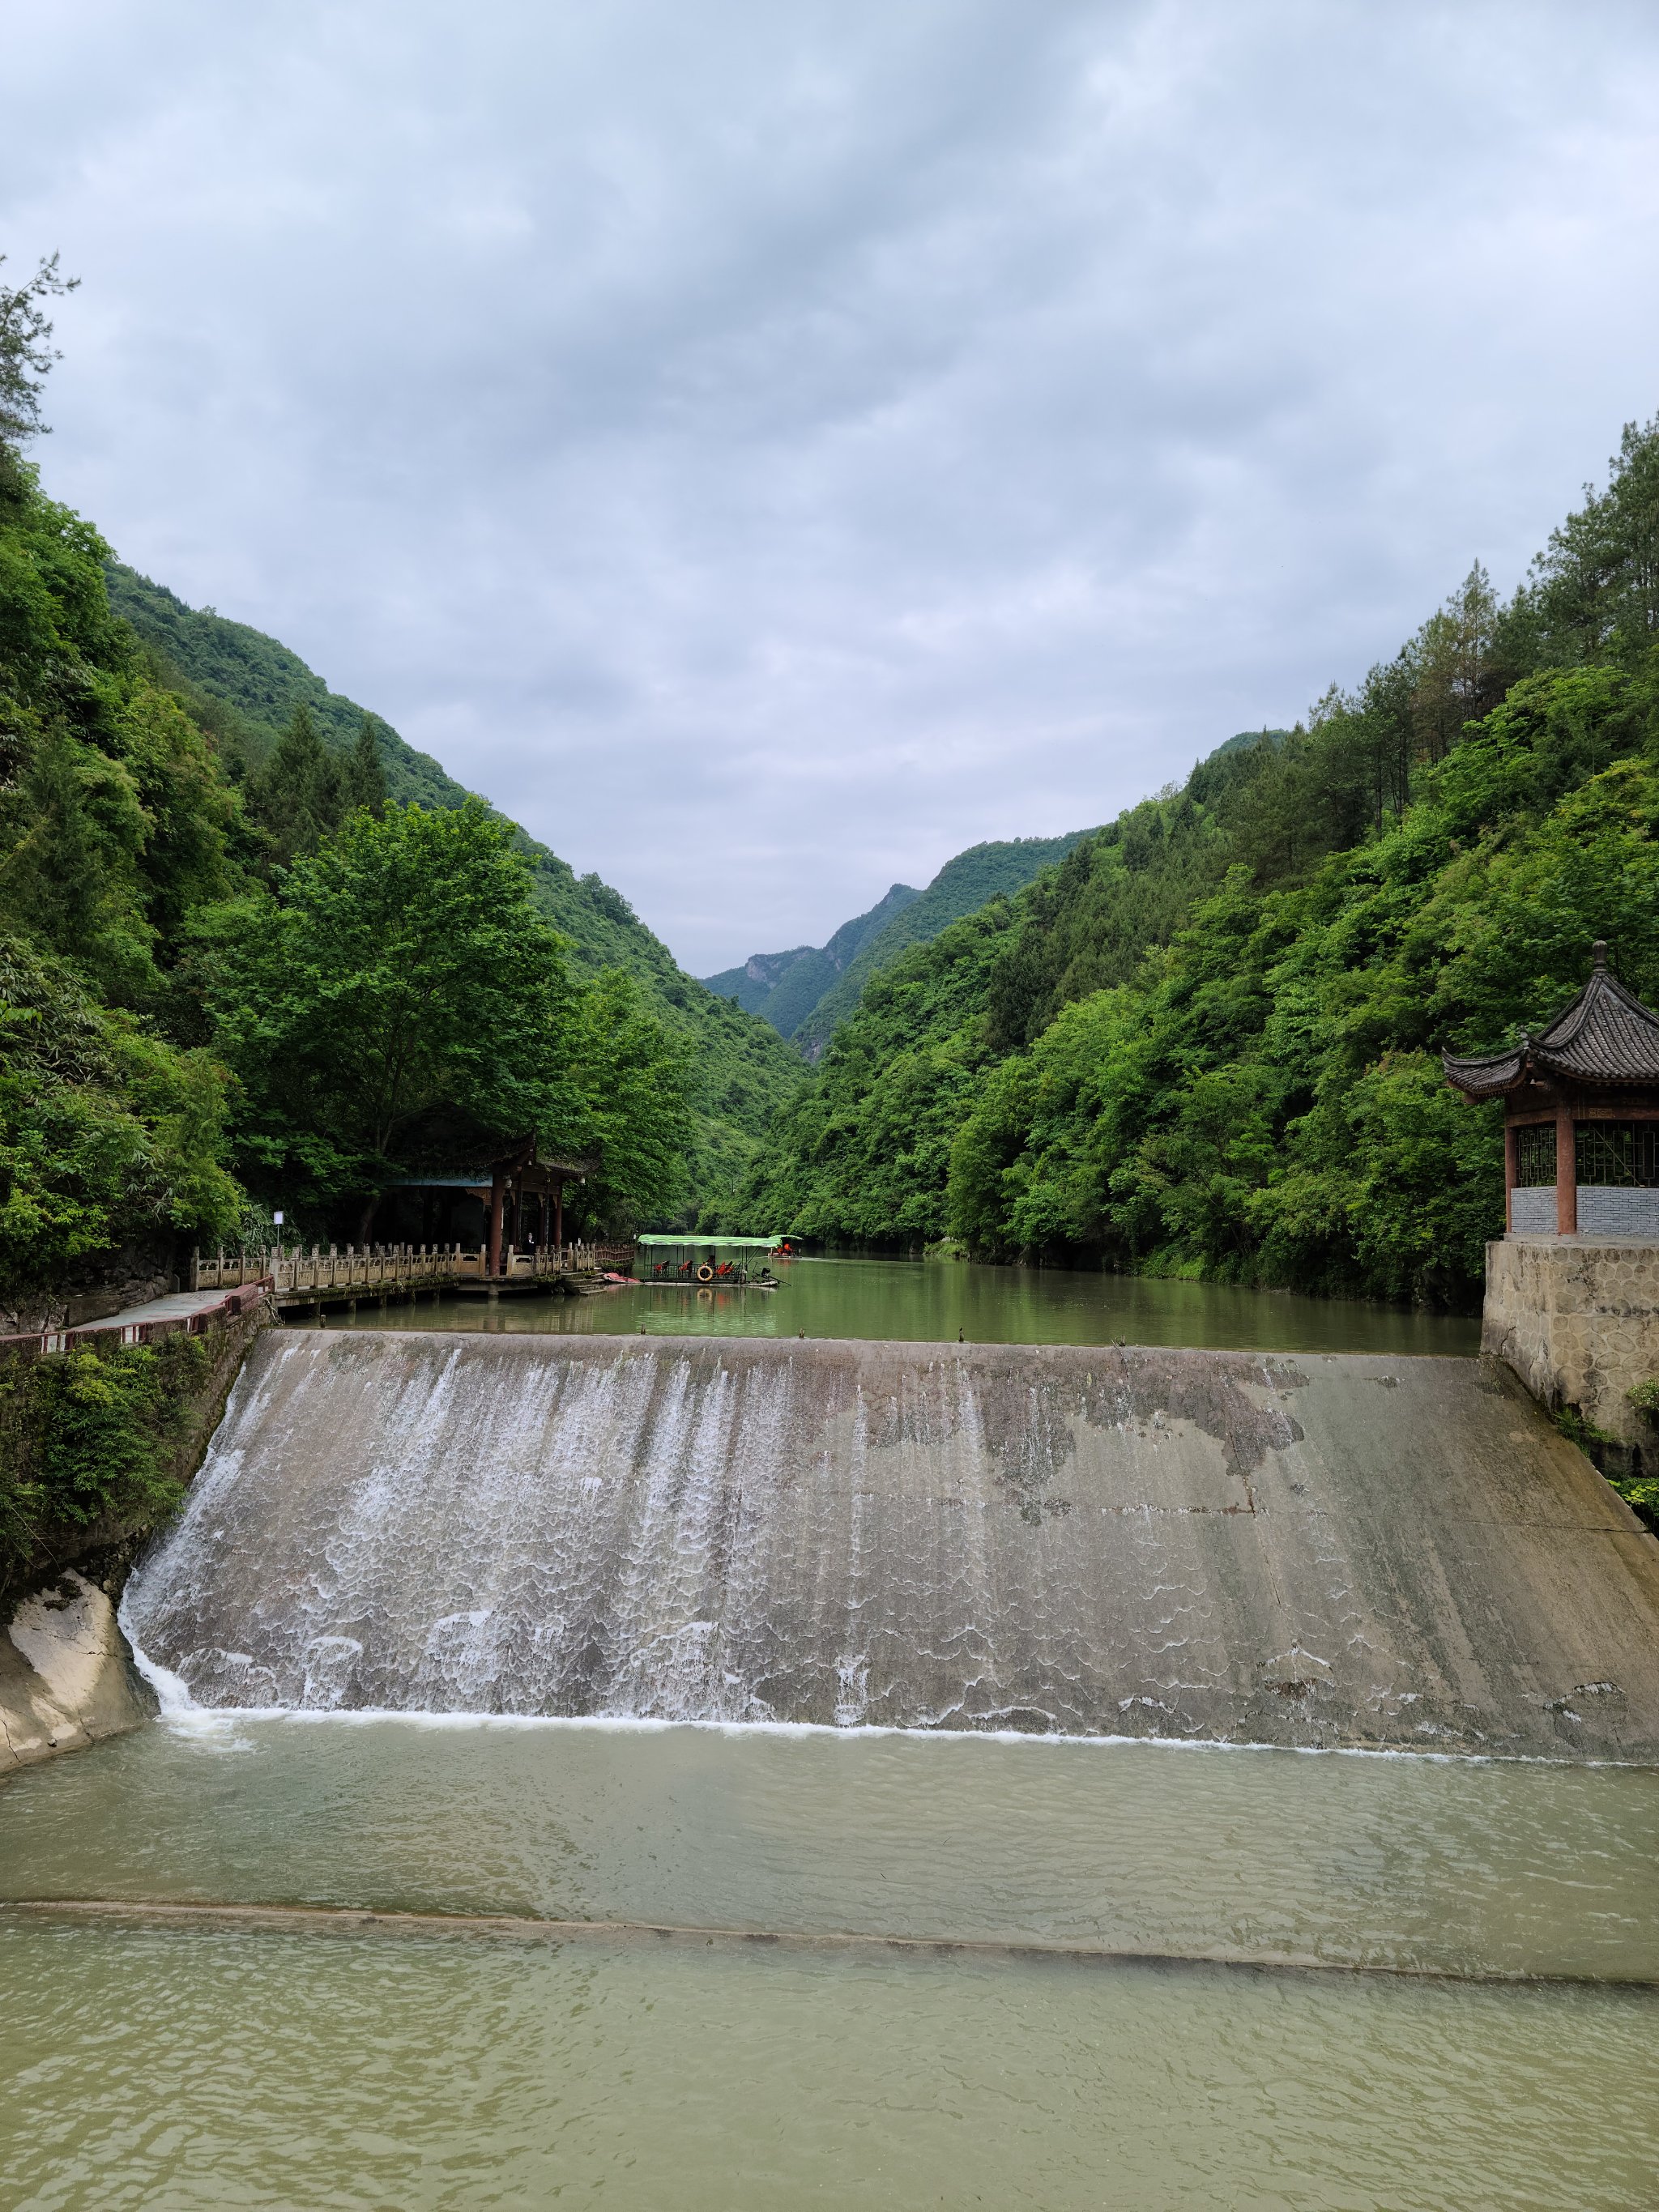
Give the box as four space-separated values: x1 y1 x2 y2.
1441 1047 1525 1098
1443 948 1659 1096
1441 1046 1659 1098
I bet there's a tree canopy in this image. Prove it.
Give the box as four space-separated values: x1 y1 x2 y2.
195 803 582 1207
0 253 76 452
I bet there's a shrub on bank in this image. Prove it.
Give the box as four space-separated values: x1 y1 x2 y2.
0 1332 211 1584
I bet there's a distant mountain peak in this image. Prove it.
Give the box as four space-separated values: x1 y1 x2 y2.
706 837 1092 1052
703 884 919 1037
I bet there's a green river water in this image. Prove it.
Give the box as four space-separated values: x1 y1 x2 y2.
3 1261 1654 2210
346 1249 1486 1355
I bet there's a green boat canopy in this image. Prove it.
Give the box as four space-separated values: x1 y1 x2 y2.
636 1234 783 1248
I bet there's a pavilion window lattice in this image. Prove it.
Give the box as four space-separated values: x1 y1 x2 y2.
1574 1121 1659 1188
1512 1124 1557 1187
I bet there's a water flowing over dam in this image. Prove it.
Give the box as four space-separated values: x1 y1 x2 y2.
124 1329 1659 1756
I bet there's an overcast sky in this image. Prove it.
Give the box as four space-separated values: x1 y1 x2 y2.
6 2 1658 973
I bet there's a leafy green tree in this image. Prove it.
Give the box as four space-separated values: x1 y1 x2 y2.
0 936 240 1313
1522 416 1659 665
195 802 602 1230
1256 1055 1503 1305
564 970 693 1230
0 474 239 1008
0 732 149 998
0 252 77 454
1410 562 1508 763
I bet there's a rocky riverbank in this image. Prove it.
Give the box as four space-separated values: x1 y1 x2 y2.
0 1571 156 1774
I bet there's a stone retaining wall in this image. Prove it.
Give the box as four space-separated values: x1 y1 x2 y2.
1483 1237 1659 1445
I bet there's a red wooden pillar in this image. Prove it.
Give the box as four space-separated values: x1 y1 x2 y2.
488 1170 506 1276
1503 1115 1516 1234
1555 1103 1577 1235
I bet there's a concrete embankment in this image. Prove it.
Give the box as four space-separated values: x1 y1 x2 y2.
0 1289 271 1771
123 1329 1659 1758
0 1572 156 1774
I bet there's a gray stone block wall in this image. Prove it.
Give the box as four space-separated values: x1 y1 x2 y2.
1484 1238 1659 1443
1503 1187 1659 1238
1511 1187 1557 1234
1577 1187 1659 1237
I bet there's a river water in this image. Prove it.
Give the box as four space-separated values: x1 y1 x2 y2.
4 1263 1654 2209
3 1717 1657 2208
347 1249 1485 1354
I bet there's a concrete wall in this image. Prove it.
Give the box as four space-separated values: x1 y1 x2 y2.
1484 1237 1659 1443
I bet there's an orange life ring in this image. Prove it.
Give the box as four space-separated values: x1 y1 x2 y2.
697 1264 714 1281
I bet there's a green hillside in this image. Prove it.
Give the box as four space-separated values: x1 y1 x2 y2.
105 566 471 808
108 566 804 1217
731 418 1659 1311
790 833 1090 1057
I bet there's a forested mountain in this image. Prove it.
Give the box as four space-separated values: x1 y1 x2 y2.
702 883 918 1035
787 833 1089 1057
106 567 803 1216
706 831 1091 1053
735 420 1659 1308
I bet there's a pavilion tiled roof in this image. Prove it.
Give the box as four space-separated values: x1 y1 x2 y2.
1443 944 1659 1099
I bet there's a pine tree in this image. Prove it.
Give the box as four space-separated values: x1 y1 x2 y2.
345 716 388 816
1410 563 1504 764
250 704 344 867
0 253 78 452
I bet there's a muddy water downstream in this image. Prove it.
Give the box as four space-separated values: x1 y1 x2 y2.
2 1717 1658 2208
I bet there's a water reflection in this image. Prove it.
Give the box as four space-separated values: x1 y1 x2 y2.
345 1251 1481 1356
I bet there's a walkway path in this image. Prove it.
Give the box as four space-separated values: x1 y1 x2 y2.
103 1289 236 1330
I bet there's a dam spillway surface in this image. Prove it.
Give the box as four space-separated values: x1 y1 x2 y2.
122 1328 1659 1757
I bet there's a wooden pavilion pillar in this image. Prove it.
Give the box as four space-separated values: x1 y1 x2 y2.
539 1190 551 1246
510 1179 523 1250
488 1168 506 1276
1503 1118 1516 1234
552 1174 565 1251
1555 1102 1577 1235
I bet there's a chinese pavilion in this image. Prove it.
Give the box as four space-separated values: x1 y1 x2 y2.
388 1139 598 1272
1443 943 1659 1238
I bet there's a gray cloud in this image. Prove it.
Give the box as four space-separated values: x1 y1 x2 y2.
6 0 1659 969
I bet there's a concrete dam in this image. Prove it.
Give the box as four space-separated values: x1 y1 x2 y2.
122 1328 1659 1758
